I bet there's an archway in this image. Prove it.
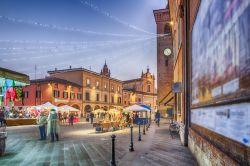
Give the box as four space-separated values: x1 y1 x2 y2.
84 105 92 113
94 105 100 110
71 104 80 110
103 106 108 111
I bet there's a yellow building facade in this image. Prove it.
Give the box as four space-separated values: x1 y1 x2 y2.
123 67 157 110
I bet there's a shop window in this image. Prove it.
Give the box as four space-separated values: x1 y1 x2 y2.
85 92 90 101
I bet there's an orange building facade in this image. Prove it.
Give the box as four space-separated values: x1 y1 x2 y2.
15 77 83 111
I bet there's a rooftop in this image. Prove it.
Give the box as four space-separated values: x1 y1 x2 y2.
30 77 82 87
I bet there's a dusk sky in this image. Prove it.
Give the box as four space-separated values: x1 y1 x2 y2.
0 0 167 81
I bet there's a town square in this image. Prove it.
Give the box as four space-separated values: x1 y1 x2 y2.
0 0 250 166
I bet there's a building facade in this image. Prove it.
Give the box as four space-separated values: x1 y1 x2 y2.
48 62 123 115
153 8 174 116
15 77 83 111
123 67 157 110
165 0 250 165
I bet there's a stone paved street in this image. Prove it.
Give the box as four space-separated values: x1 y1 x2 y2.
0 120 196 166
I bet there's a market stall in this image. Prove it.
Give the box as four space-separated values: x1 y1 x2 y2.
58 105 80 123
123 104 150 125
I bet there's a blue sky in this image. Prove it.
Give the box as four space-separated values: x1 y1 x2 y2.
0 0 167 81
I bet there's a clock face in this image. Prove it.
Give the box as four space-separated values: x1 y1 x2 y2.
164 48 171 56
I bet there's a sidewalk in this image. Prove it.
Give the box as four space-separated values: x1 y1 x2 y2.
0 119 196 166
119 121 196 166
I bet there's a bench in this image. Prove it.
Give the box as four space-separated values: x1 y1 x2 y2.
169 121 180 138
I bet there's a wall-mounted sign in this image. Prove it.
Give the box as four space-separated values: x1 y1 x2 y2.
191 103 250 146
172 82 182 93
191 0 250 105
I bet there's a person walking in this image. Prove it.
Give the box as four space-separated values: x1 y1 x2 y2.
90 112 94 124
69 113 74 126
155 110 161 127
47 109 60 142
36 112 47 140
0 108 5 127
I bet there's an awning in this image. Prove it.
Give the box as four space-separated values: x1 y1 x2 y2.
0 67 29 84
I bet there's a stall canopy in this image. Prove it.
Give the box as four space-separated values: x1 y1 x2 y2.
139 104 152 111
0 67 30 85
58 105 79 112
36 102 58 110
108 109 120 114
124 105 149 112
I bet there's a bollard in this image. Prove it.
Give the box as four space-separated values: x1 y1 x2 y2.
110 134 116 166
143 120 146 135
129 125 134 151
138 123 142 141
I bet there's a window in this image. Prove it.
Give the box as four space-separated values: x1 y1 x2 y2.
85 92 90 101
104 95 108 102
63 92 68 99
104 82 107 89
35 90 41 98
64 85 67 90
111 96 114 103
77 93 82 100
118 86 120 93
24 91 29 98
147 85 151 92
164 24 171 35
118 97 122 104
86 79 90 87
70 93 75 99
53 90 60 98
54 83 58 88
165 59 168 66
96 81 99 89
111 85 114 92
96 94 100 101
124 101 126 105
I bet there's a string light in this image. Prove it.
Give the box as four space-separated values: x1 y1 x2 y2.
0 15 151 38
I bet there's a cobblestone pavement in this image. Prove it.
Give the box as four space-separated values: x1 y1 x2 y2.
0 120 196 166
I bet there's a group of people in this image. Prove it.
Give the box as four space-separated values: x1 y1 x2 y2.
36 109 60 142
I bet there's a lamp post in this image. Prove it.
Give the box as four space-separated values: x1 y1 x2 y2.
110 134 116 166
143 120 146 135
138 123 142 141
129 125 134 151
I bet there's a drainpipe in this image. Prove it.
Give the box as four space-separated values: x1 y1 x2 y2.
183 0 190 147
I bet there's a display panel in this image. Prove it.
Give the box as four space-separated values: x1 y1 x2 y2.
191 0 250 105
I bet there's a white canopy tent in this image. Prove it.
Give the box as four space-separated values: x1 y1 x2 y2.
123 105 149 112
35 102 58 110
92 109 106 114
58 105 80 113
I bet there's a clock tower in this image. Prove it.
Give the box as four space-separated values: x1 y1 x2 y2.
153 7 174 115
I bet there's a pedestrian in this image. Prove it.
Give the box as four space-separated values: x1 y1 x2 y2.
69 113 74 126
47 109 60 142
155 110 161 127
36 112 47 140
0 108 6 127
90 112 94 124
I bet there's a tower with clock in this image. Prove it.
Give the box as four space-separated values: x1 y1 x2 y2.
153 7 174 115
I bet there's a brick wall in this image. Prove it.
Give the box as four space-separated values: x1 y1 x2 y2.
189 128 241 166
